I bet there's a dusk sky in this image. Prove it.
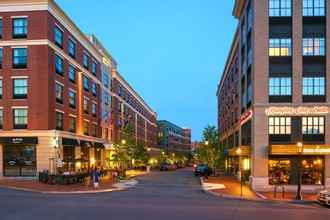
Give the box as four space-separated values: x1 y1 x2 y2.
55 0 238 141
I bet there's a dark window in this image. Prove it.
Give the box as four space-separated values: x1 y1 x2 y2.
68 39 75 58
55 55 64 76
92 61 96 76
0 19 2 39
12 48 27 69
92 124 97 137
0 109 2 129
69 90 75 109
13 78 27 99
83 53 89 70
0 49 2 69
13 18 27 38
69 116 76 133
83 76 89 92
69 65 75 84
92 82 97 97
84 98 89 114
55 83 63 104
84 121 89 135
92 103 97 117
0 79 2 99
104 74 109 87
55 26 63 48
56 112 63 130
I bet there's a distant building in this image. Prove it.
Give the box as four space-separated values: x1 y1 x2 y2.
156 120 191 154
191 141 201 151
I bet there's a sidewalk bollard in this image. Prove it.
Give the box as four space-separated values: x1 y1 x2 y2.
94 171 99 188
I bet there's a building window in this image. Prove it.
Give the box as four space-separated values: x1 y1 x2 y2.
12 48 27 69
303 77 325 95
92 61 96 76
303 0 325 16
92 124 97 137
92 103 97 117
84 121 89 135
118 85 121 96
13 108 27 129
56 112 63 130
13 78 27 99
92 82 97 97
13 18 27 38
104 92 109 105
301 156 324 184
269 38 292 56
55 26 63 48
302 116 324 134
0 49 2 69
269 117 291 134
83 76 89 92
303 38 325 56
55 83 63 104
0 79 2 99
83 53 89 70
0 19 2 38
55 55 64 76
69 116 76 133
104 74 109 87
0 109 2 129
269 77 291 95
84 98 89 114
118 116 122 127
68 39 75 58
117 102 121 112
69 90 75 109
69 65 75 84
241 21 246 45
247 3 252 31
105 128 109 140
269 0 291 17
269 158 291 184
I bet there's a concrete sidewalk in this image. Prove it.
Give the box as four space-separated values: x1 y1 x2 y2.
201 173 317 204
0 170 146 194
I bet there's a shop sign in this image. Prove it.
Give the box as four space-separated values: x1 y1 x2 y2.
265 106 329 116
0 137 38 145
303 148 330 154
240 110 252 125
57 159 62 168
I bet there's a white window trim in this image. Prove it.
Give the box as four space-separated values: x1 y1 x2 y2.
55 80 64 87
55 23 64 32
11 15 28 18
69 114 77 118
12 106 28 109
55 109 65 114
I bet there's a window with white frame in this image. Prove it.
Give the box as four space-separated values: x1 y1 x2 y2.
69 90 75 109
269 38 292 56
56 112 63 130
84 98 89 114
104 92 109 105
104 74 109 87
13 78 27 99
83 76 89 92
55 55 64 76
13 108 27 129
303 0 325 16
269 0 292 16
68 39 75 58
92 103 97 117
269 117 291 134
69 65 75 84
92 124 97 137
69 116 76 133
83 53 89 70
13 18 27 38
302 116 324 134
302 77 325 95
55 26 63 48
92 82 97 97
13 48 27 69
92 61 96 75
55 83 63 103
84 121 89 135
269 77 292 95
303 38 325 56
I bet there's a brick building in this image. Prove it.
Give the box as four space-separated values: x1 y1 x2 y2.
217 0 330 193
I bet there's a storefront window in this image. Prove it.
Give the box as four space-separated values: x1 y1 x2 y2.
3 145 36 176
63 146 75 172
94 148 101 166
80 147 90 172
301 156 324 185
269 158 291 184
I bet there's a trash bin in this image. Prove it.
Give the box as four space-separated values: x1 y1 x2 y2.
94 171 99 188
146 166 151 172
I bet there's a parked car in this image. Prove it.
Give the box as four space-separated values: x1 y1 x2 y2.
160 163 170 171
194 165 212 176
317 190 330 206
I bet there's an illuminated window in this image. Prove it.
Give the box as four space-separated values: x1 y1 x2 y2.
55 83 63 104
269 38 292 56
269 77 291 95
303 0 325 16
303 38 325 56
302 116 324 134
84 121 89 135
269 0 291 17
269 117 291 134
302 77 325 95
69 90 75 109
69 116 76 133
92 124 97 137
84 98 89 114
92 103 97 117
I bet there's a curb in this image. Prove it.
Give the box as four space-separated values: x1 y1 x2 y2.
200 177 315 205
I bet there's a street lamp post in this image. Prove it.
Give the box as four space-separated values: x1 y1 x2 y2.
236 147 242 197
204 140 209 179
296 142 303 200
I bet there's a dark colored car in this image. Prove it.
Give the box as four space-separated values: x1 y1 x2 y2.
160 163 170 171
194 165 212 176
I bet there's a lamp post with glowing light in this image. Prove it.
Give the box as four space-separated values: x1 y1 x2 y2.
236 147 242 197
296 142 303 200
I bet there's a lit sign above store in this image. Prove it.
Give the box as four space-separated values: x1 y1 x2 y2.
265 106 329 116
240 110 252 125
303 147 330 154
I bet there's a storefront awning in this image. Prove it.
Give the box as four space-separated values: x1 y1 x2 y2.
94 142 105 148
80 140 93 147
62 138 79 146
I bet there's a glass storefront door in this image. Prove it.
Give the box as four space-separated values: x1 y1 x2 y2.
3 145 37 176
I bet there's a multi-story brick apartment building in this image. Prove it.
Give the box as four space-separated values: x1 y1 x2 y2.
156 120 191 154
217 0 330 193
0 0 157 179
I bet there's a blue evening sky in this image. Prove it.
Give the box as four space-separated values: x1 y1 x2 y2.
55 0 238 141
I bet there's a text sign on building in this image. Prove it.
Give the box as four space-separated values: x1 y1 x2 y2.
265 106 329 116
240 110 252 125
57 159 63 168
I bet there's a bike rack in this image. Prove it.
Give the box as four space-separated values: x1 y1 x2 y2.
274 185 284 199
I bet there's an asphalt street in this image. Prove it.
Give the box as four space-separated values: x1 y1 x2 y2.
0 168 329 220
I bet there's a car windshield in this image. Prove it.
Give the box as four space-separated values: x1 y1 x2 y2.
197 166 206 169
